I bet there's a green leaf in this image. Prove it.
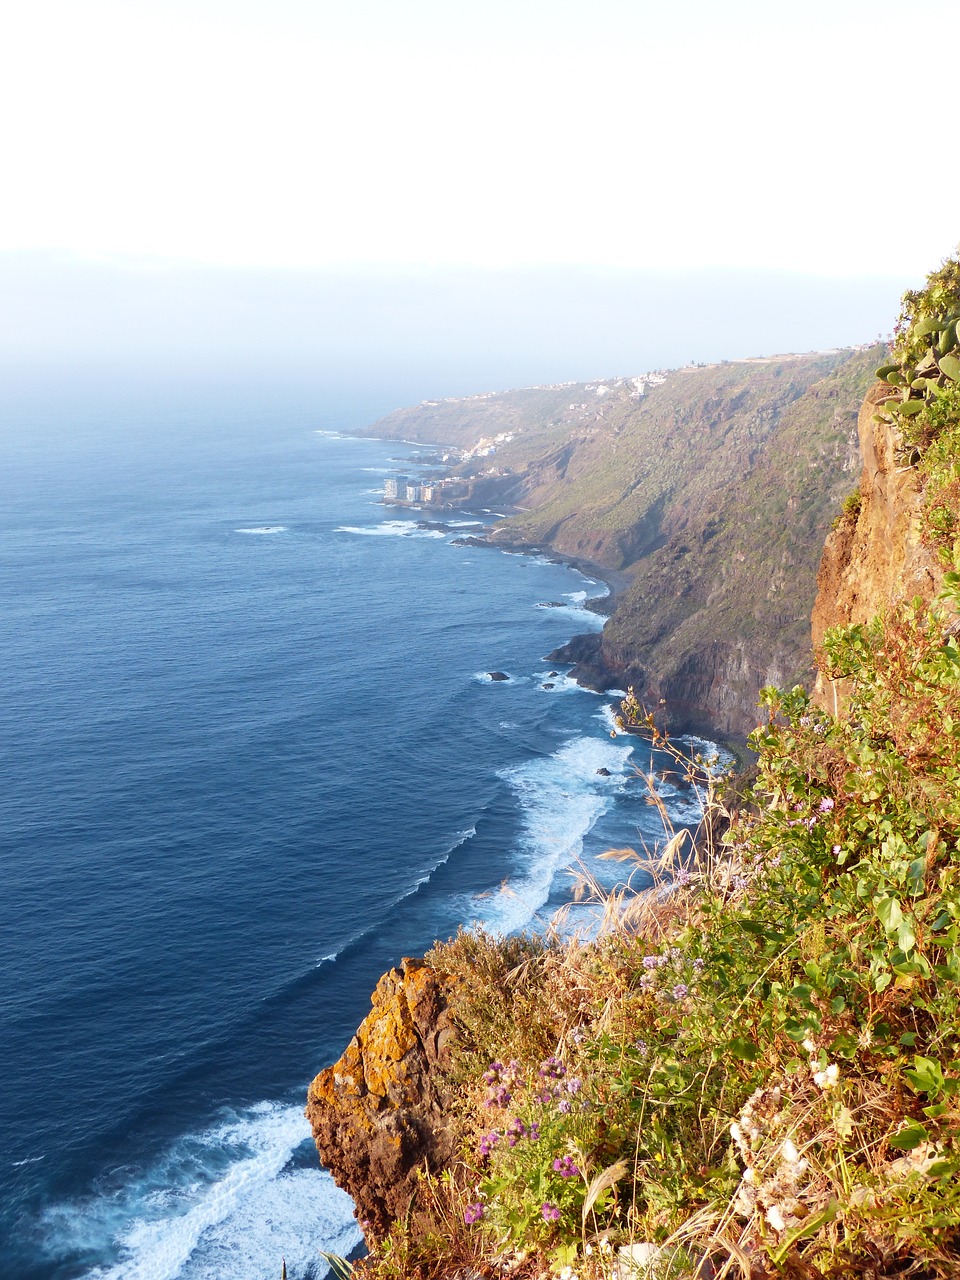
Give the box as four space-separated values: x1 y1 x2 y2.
551 1243 579 1269
898 917 917 954
728 1037 760 1062
876 897 903 934
905 1056 945 1096
889 1121 929 1151
907 856 927 891
768 1199 839 1264
897 399 925 416
915 316 951 336
923 1102 950 1119
939 354 960 381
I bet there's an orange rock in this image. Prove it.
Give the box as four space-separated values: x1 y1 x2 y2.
305 957 459 1241
813 382 944 713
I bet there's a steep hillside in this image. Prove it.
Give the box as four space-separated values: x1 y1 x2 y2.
309 251 960 1280
367 348 883 739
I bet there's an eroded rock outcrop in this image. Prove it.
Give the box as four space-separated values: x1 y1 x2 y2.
305 957 458 1241
812 382 944 711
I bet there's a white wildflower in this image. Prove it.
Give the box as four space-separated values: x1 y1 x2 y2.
813 1063 840 1090
765 1204 786 1232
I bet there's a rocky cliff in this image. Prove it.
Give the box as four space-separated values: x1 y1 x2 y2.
305 958 458 1242
309 361 889 1248
811 381 945 712
368 348 881 740
310 256 960 1279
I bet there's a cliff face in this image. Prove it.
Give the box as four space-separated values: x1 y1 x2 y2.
371 352 883 739
812 381 944 711
305 958 458 1242
366 349 880 740
308 366 891 1238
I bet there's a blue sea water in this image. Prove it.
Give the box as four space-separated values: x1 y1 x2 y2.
0 382 708 1280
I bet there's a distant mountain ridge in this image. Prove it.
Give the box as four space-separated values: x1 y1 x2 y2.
367 347 884 740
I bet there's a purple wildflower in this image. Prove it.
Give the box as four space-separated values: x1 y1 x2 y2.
541 1202 561 1222
553 1155 580 1178
565 1076 583 1095
538 1056 565 1079
832 844 842 856
464 1202 485 1224
557 1098 572 1114
692 958 705 973
528 1122 541 1141
819 797 835 812
672 983 689 1001
639 972 655 991
642 954 661 970
483 1084 512 1109
478 1131 500 1158
506 1117 528 1147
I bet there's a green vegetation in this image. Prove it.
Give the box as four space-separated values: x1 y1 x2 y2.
339 576 960 1280
332 257 960 1279
873 251 960 561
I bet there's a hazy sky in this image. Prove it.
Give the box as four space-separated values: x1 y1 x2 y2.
2 0 956 397
4 0 957 276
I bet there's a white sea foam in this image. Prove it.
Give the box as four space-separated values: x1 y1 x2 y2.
473 671 513 684
235 526 287 535
682 734 735 769
336 522 445 539
533 673 581 694
42 1103 361 1280
472 734 633 935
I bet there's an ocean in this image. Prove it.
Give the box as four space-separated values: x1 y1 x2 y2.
0 382 709 1280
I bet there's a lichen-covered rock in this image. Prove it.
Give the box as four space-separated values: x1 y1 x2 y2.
305 957 458 1241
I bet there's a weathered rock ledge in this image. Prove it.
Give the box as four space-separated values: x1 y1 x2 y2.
305 957 458 1242
812 382 944 712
